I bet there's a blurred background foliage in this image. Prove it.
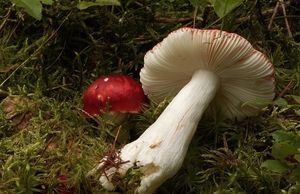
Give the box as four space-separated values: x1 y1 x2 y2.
0 0 300 193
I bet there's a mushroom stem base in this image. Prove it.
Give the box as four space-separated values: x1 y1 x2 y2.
94 69 219 194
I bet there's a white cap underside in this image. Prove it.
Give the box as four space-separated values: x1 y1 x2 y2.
140 28 275 119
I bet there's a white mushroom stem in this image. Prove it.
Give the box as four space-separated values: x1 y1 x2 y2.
99 69 219 194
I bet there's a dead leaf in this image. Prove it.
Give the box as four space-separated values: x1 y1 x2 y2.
0 64 19 73
2 95 33 130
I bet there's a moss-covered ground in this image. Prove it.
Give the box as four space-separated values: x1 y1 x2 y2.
0 0 300 193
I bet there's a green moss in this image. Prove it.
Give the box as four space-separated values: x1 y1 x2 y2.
0 0 300 193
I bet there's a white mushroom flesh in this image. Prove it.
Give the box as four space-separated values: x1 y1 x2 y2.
99 69 219 194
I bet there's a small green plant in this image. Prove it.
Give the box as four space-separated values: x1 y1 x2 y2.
189 0 243 18
262 130 300 192
10 0 121 20
77 0 121 10
10 0 53 20
209 0 243 18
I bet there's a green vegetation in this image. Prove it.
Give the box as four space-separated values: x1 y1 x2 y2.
0 0 300 193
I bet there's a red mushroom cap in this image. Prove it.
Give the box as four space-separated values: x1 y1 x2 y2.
83 75 147 116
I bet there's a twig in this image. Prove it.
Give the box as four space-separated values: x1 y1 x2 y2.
87 126 129 179
1 6 20 45
223 134 229 151
280 0 293 38
278 80 293 97
201 5 212 28
46 84 72 91
112 126 121 149
0 7 12 32
237 1 291 23
268 0 293 38
193 6 198 28
268 1 280 30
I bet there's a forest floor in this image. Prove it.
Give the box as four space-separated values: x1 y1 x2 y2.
0 0 300 193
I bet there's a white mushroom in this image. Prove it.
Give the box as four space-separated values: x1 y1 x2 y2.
94 27 275 194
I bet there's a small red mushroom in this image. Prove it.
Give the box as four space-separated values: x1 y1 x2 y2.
83 75 147 116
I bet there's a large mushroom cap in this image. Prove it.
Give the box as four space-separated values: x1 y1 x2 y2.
140 27 275 119
83 75 147 116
